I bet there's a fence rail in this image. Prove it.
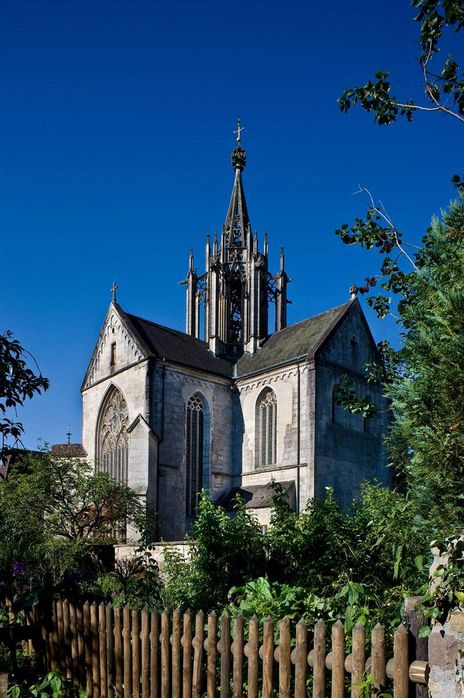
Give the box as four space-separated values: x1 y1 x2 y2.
23 599 430 698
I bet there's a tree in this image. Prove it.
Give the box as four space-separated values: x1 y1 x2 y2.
339 0 464 126
335 1 464 531
0 453 149 614
0 331 49 457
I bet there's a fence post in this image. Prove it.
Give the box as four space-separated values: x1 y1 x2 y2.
404 596 428 698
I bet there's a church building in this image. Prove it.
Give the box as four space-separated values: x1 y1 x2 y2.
81 134 389 541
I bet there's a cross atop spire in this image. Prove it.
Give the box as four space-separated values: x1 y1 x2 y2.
233 117 245 143
111 282 118 303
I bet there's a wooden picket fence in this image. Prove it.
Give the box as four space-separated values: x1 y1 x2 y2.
31 599 429 698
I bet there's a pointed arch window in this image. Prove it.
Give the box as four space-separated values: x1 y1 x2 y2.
256 388 277 467
186 394 209 517
97 387 129 483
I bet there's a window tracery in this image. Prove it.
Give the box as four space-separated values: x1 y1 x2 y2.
186 394 206 517
256 388 277 467
97 388 129 483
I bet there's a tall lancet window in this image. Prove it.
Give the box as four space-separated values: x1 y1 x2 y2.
186 394 209 517
97 387 129 483
256 387 277 467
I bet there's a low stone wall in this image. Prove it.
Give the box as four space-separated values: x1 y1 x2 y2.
115 541 192 569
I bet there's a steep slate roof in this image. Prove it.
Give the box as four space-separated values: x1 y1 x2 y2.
123 312 233 378
236 300 353 377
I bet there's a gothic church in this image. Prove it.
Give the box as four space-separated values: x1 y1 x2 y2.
81 138 389 541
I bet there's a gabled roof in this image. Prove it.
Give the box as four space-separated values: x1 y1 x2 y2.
123 311 233 378
216 480 296 510
236 300 354 377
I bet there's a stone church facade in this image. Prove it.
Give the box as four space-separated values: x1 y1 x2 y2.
81 141 389 541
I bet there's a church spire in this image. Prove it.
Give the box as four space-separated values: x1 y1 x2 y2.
183 122 291 357
222 138 250 247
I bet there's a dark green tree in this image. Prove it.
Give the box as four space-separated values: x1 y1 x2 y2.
0 331 49 457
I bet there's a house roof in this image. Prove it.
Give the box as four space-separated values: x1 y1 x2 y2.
236 300 353 376
122 311 233 378
50 443 87 457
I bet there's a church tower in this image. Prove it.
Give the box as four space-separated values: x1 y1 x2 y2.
184 124 291 358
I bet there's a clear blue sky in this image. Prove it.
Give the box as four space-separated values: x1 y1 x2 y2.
2 0 462 448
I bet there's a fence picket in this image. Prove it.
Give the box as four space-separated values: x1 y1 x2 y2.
114 607 123 698
192 611 204 698
247 615 259 698
99 603 108 698
182 611 192 698
331 621 344 698
91 602 101 698
132 608 141 698
262 617 274 698
172 608 181 698
294 619 307 698
63 600 71 680
106 604 114 698
69 601 78 685
123 606 132 698
351 623 365 698
83 601 93 698
220 613 231 698
76 603 84 686
232 615 244 698
279 618 291 698
394 625 409 698
207 611 217 698
161 609 170 698
141 608 150 698
150 610 160 698
372 623 386 695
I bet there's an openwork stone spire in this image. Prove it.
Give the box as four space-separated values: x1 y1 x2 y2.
183 125 291 358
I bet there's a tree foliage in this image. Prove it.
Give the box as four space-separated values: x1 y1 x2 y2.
338 0 464 126
0 332 49 454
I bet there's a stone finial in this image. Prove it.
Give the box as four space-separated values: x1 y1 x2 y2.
349 284 358 300
231 146 246 171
